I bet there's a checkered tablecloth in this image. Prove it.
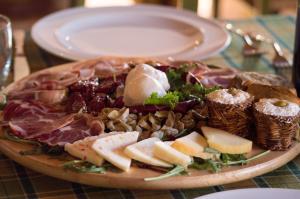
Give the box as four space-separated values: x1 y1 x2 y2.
1 15 299 199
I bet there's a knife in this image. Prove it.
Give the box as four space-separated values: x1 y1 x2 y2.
13 29 30 82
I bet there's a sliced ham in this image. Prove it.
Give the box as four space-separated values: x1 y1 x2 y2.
2 100 104 146
4 100 74 138
22 72 79 91
72 59 129 78
8 90 66 105
36 115 104 146
186 63 237 88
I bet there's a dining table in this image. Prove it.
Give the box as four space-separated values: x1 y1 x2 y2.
0 14 299 199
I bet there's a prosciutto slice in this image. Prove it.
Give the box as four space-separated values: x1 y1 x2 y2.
185 63 237 88
3 100 103 146
4 100 74 138
36 115 104 146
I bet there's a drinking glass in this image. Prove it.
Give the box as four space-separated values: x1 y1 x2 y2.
0 14 12 87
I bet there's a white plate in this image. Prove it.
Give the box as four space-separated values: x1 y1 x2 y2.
32 5 231 61
196 188 300 199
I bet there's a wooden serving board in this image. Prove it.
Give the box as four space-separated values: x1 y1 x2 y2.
1 58 300 190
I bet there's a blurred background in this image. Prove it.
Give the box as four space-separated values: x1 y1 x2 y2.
0 0 297 30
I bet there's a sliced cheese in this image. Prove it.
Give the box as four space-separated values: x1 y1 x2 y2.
124 137 172 167
64 132 119 166
153 141 192 168
171 132 208 157
201 126 252 154
92 131 139 172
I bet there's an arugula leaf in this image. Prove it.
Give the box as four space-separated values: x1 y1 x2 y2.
190 158 221 173
222 150 270 166
144 92 181 109
166 63 199 90
144 165 185 181
1 129 41 146
63 160 106 173
190 150 270 173
220 153 247 164
180 83 220 101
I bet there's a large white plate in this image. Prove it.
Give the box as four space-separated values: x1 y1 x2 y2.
31 5 231 61
196 188 300 199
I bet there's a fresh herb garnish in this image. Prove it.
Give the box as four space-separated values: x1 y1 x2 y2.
144 165 185 181
144 91 181 109
220 153 247 164
166 65 189 90
189 159 221 172
190 150 270 173
1 129 41 146
180 83 220 101
63 160 106 174
144 83 219 108
222 150 270 166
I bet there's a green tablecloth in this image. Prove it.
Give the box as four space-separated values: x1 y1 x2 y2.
1 15 299 199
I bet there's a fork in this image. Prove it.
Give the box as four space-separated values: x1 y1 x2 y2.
225 24 265 57
272 41 291 68
249 33 291 68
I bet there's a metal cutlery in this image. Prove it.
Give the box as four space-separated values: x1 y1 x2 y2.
226 23 291 72
272 42 291 69
225 23 265 57
248 33 291 69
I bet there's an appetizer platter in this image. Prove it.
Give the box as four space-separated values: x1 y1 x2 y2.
0 57 299 189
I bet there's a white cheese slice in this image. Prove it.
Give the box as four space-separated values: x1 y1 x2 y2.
64 132 119 166
126 64 170 90
123 73 166 106
92 131 139 172
153 141 192 168
201 126 252 154
171 132 208 157
124 137 172 167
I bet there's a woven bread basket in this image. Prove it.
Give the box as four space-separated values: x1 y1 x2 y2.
206 89 254 138
253 100 300 151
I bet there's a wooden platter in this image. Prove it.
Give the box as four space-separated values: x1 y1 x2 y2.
1 58 300 190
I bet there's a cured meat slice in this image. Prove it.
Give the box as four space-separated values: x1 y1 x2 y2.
72 59 129 78
183 63 237 88
8 90 66 105
3 100 104 146
175 62 237 88
36 115 104 146
4 100 74 138
22 71 79 91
